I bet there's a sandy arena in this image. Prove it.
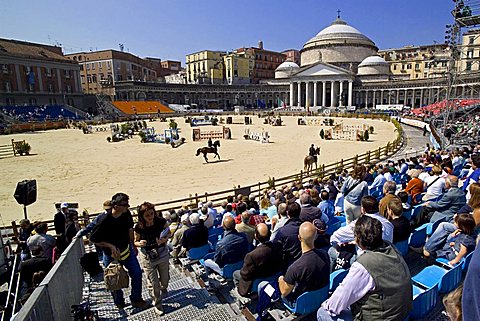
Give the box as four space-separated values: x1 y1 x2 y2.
0 116 396 223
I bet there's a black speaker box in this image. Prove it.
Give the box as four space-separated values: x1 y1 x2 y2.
14 179 37 206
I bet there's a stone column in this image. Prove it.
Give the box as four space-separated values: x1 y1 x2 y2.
290 82 294 107
57 69 62 93
37 67 44 92
15 65 23 92
313 82 318 107
322 81 326 107
365 90 368 107
404 89 408 106
380 90 384 105
339 81 344 107
420 88 424 107
297 82 301 107
305 82 310 109
396 90 400 105
372 90 376 108
330 81 335 107
348 81 353 107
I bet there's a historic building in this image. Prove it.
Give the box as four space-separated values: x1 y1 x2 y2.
0 38 83 107
65 50 157 96
185 50 226 84
459 28 480 72
282 49 301 66
223 53 251 85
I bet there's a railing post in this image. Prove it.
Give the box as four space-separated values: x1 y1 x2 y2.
258 182 261 198
366 151 370 163
354 155 358 166
194 193 199 207
340 159 344 168
272 177 275 189
204 192 208 202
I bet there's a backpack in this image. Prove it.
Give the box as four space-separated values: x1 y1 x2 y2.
104 261 129 291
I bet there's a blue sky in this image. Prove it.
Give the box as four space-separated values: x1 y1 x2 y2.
0 0 455 64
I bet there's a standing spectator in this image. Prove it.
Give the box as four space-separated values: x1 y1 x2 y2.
341 165 369 224
234 223 284 296
17 219 34 261
27 222 56 262
462 154 480 200
134 202 170 315
368 168 386 191
462 208 480 320
203 216 249 275
65 212 79 246
378 181 399 218
54 202 69 253
181 213 208 251
317 215 412 321
89 193 149 310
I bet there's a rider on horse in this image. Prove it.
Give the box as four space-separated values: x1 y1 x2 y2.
309 144 318 163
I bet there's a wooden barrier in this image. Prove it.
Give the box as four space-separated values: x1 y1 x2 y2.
243 128 269 143
192 126 231 141
0 140 15 158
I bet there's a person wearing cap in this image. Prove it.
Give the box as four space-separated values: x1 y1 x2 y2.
169 214 190 262
54 202 69 253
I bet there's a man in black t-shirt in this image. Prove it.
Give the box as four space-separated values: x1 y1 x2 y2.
90 193 149 310
278 221 330 302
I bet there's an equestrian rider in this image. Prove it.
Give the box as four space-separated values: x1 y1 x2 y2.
309 144 317 163
208 138 213 148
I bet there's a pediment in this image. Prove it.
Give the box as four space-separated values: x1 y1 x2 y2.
293 62 352 77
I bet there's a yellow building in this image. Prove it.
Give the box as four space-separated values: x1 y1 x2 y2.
186 50 225 84
459 29 480 73
379 44 450 80
223 53 252 84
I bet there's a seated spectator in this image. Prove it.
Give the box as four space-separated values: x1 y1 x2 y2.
379 181 399 218
383 167 394 182
300 193 328 223
415 175 466 226
397 191 411 211
317 190 335 222
329 196 393 270
167 213 180 240
457 182 480 214
272 202 302 265
27 222 56 262
235 212 256 244
206 201 218 224
203 216 249 275
234 223 284 297
17 219 34 261
421 214 476 266
317 215 412 321
341 165 369 224
270 203 288 236
461 154 480 199
422 165 446 201
257 222 330 318
181 213 208 251
199 206 214 229
19 245 52 290
170 214 190 262
313 219 330 249
368 168 386 191
386 198 411 243
221 204 236 225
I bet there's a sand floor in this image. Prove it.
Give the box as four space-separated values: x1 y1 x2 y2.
0 116 396 223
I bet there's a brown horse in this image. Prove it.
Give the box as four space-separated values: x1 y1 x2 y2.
196 140 220 162
304 147 320 173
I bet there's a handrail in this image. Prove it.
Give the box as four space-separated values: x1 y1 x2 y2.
2 253 20 321
3 113 406 235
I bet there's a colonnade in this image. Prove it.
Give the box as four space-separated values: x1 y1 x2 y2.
289 80 353 108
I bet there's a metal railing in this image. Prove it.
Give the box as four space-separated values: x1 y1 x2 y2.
12 239 85 321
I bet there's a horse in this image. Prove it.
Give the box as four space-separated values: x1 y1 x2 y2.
196 140 221 163
304 147 321 173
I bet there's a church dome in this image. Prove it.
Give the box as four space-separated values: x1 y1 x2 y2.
358 55 388 67
300 18 378 68
275 61 300 79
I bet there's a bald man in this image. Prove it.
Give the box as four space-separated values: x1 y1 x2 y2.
234 223 284 297
203 216 249 275
277 222 330 302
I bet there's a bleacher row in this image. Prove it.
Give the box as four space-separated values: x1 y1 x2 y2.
111 101 173 115
1 104 83 122
172 169 474 320
410 99 480 116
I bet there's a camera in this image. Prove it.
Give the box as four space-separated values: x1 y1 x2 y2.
147 249 159 260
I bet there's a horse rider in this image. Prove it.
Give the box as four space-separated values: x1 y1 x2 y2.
208 137 213 148
309 144 317 163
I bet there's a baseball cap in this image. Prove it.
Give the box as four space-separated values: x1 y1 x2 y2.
61 202 69 209
313 219 327 231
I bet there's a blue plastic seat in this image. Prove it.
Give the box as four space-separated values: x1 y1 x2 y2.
412 263 462 294
413 193 424 204
221 260 244 279
336 215 347 227
410 205 423 220
283 285 329 315
394 239 409 257
403 208 413 220
410 283 439 320
208 227 223 236
251 272 282 294
329 269 348 293
187 244 211 260
436 251 474 273
208 234 221 250
326 218 342 235
409 225 427 248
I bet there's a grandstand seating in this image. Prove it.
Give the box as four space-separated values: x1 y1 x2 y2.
412 262 463 294
411 99 480 116
187 244 211 260
283 285 329 315
112 101 173 115
410 283 439 320
1 104 83 122
394 240 409 257
221 261 244 279
329 269 348 293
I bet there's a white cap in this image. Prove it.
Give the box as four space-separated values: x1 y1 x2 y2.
61 202 69 209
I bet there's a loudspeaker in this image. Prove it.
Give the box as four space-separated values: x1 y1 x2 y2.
14 179 37 206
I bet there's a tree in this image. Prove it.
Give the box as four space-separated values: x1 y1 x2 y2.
320 128 325 139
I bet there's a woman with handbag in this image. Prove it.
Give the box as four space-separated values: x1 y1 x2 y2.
134 202 171 315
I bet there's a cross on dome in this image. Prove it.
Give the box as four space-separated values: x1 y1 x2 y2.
337 9 341 19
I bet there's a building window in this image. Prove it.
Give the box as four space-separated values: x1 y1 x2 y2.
98 62 102 69
469 36 475 45
467 50 474 58
87 76 92 83
393 64 397 70
407 64 412 69
92 63 95 70
80 75 85 83
424 62 429 68
1 64 8 74
442 61 447 67
92 75 97 83
66 85 72 93
415 63 420 70
47 83 54 92
466 62 472 71
86 63 90 70
64 70 71 79
107 61 111 69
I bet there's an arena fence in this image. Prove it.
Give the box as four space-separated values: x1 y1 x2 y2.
12 238 84 321
2 113 421 234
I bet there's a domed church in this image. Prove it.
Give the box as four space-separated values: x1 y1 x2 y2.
275 15 392 109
